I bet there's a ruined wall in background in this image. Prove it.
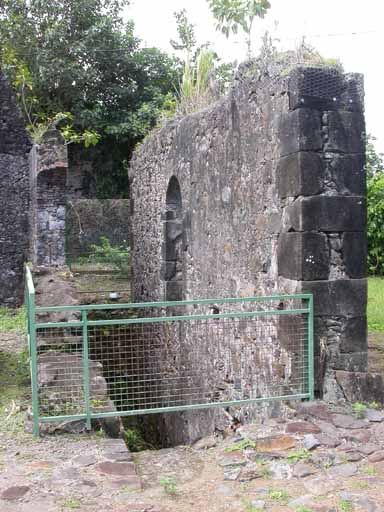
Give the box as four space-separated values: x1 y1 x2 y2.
30 129 68 266
0 72 32 306
130 63 367 444
65 199 130 256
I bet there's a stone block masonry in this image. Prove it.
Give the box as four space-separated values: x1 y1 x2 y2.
131 62 368 442
0 71 32 306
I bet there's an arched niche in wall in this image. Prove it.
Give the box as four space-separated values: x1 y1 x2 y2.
163 176 184 301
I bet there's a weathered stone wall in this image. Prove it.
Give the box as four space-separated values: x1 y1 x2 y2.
65 199 130 256
30 130 68 266
130 63 367 443
0 71 32 306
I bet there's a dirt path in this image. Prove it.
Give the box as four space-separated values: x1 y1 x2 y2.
2 330 384 511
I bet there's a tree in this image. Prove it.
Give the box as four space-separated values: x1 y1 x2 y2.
0 0 180 197
207 0 271 58
366 136 384 275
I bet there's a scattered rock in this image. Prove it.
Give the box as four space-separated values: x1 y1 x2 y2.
332 414 368 429
341 451 363 462
368 450 384 463
357 444 381 456
293 462 317 478
193 435 217 450
365 409 384 422
288 495 314 508
250 500 266 509
345 429 372 443
304 434 320 450
269 461 292 479
223 467 241 481
238 464 262 482
297 401 332 421
328 462 358 478
217 453 247 467
73 455 97 466
315 433 340 448
316 420 340 438
255 434 296 452
217 484 235 497
286 421 321 434
303 476 337 495
356 497 379 512
95 461 137 477
1 486 30 501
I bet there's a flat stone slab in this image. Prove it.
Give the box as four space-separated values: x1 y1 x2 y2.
286 421 321 434
303 476 338 495
297 402 332 421
95 461 137 477
332 414 369 429
368 450 384 463
1 485 30 501
255 434 296 452
365 409 384 422
73 455 97 466
328 463 358 478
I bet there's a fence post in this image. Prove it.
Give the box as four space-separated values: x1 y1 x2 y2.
28 276 40 437
82 310 92 431
307 294 315 401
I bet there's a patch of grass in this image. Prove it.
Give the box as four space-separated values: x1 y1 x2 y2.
267 489 289 504
295 507 314 512
286 449 311 464
350 481 369 490
159 476 177 496
352 402 367 419
62 497 81 509
0 307 26 333
368 401 380 410
244 502 264 512
368 277 384 332
225 439 256 452
361 465 377 476
339 499 353 512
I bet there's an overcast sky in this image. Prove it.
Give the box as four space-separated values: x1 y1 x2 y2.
126 0 384 154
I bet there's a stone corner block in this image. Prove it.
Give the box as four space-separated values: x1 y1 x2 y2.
278 232 329 281
277 152 323 198
278 108 322 157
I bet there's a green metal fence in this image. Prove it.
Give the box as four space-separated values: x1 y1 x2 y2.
25 266 314 437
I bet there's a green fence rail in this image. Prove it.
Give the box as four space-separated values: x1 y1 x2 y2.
25 266 314 437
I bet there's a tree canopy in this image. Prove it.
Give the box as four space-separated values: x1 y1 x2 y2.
0 0 181 196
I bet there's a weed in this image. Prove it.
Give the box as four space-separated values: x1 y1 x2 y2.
339 499 353 512
260 466 272 479
244 502 263 512
350 481 369 489
352 402 367 419
123 428 148 452
286 449 311 464
361 466 377 476
267 489 289 504
225 439 256 452
295 507 314 512
368 401 380 410
63 497 81 509
159 476 177 495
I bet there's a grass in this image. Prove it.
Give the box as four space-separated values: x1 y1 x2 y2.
368 277 384 332
159 476 177 496
0 306 26 333
225 439 256 452
267 489 289 504
286 449 311 464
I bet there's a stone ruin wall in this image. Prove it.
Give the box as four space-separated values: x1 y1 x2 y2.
0 72 32 306
130 64 368 443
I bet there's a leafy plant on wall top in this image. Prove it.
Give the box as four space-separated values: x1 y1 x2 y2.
207 0 271 58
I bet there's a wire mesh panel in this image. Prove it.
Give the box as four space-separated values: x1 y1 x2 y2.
25 272 313 436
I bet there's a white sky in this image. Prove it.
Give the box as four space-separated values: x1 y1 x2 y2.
125 0 384 155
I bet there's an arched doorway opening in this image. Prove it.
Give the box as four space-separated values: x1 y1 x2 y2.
163 176 184 301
